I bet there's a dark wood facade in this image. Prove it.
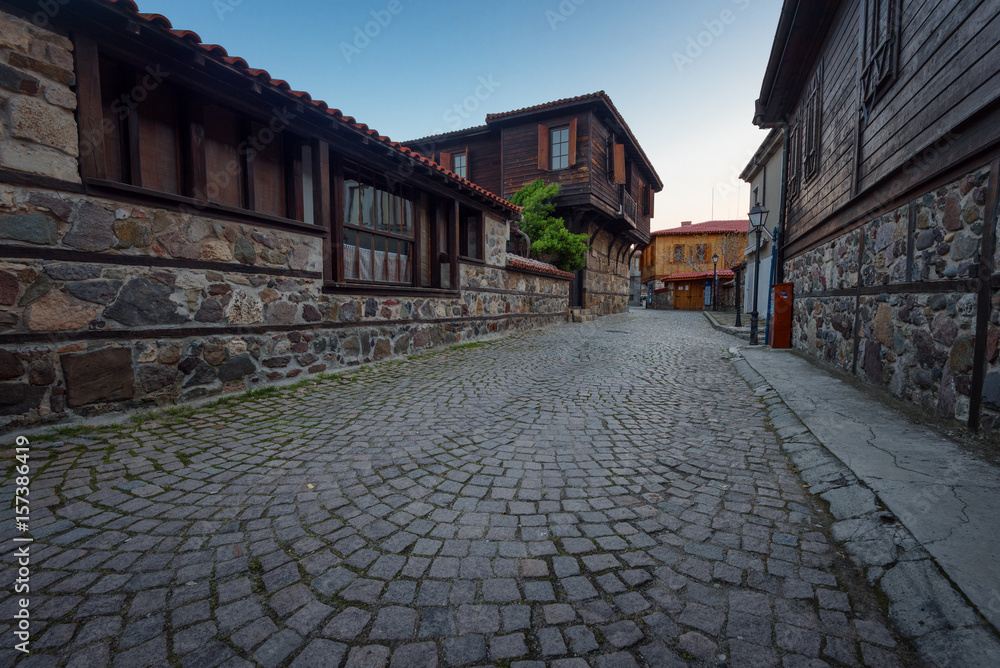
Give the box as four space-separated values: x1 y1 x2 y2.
756 0 1000 433
405 94 662 312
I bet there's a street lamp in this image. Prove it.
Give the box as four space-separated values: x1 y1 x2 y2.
711 253 719 312
748 204 769 345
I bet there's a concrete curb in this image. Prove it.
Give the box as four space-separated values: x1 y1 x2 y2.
703 311 751 340
729 349 1000 668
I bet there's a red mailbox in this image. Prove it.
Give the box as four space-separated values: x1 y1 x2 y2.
769 282 793 349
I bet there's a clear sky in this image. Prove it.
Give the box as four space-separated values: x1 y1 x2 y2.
135 0 783 232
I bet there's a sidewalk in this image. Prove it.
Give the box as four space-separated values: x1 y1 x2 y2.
736 344 1000 664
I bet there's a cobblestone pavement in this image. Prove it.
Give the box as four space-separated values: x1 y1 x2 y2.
1 309 919 667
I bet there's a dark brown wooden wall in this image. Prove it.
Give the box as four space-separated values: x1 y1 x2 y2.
786 0 1000 253
785 0 860 248
422 134 503 196
500 113 591 199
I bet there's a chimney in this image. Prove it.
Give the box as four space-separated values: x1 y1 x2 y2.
680 221 692 227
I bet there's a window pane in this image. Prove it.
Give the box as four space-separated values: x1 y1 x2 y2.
344 228 358 279
359 232 373 280
344 171 360 224
360 183 373 228
374 234 386 281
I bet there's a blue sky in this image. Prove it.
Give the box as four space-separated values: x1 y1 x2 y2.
136 0 783 230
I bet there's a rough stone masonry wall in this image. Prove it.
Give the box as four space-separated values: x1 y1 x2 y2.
786 165 991 428
0 10 80 182
584 226 629 316
0 10 570 428
0 185 569 428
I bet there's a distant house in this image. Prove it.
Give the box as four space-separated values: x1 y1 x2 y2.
0 0 574 428
740 128 785 320
403 92 663 316
754 0 1000 432
640 220 749 310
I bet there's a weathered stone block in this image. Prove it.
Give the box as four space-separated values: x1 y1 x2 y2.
226 291 263 325
64 202 115 251
61 348 134 408
137 365 176 393
105 278 187 327
9 53 75 86
0 62 39 95
0 141 79 182
0 271 18 305
27 359 54 386
27 290 98 330
66 280 122 305
0 382 46 416
19 274 53 306
234 237 256 265
0 213 58 245
0 350 24 380
218 354 255 383
6 95 78 156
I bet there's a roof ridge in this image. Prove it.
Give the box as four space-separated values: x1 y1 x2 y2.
99 0 521 214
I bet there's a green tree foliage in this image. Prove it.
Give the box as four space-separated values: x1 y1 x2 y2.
508 179 589 271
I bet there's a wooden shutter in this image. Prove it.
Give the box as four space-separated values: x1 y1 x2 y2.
439 151 451 171
138 82 181 194
648 187 655 216
464 147 470 181
568 118 577 167
538 124 549 171
613 143 626 184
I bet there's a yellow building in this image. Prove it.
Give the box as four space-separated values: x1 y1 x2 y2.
640 220 748 310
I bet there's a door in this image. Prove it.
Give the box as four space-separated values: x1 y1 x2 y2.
674 282 704 311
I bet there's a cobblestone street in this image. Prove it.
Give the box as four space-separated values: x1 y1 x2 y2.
2 309 917 667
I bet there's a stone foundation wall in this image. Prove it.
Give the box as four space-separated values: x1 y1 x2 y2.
0 186 569 428
786 165 993 430
584 226 629 316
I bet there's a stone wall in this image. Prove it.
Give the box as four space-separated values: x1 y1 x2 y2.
650 287 672 310
785 165 992 430
0 11 80 182
0 184 569 427
584 226 629 316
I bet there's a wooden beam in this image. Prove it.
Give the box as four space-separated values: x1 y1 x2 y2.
450 198 460 289
72 34 106 180
969 156 1000 431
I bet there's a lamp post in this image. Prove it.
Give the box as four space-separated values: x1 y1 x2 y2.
748 204 769 345
711 253 719 312
735 264 743 327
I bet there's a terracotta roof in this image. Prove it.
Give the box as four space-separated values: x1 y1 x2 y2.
506 254 575 280
651 220 749 236
98 0 520 215
659 270 735 282
405 125 490 147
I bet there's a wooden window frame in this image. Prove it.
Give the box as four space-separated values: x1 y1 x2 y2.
538 119 577 171
861 0 900 114
451 149 468 180
459 204 484 262
76 47 322 232
340 159 418 286
802 64 823 183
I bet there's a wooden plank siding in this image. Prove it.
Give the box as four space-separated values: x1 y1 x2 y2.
782 0 1000 255
422 133 503 196
784 1 860 249
860 0 1000 186
500 113 591 200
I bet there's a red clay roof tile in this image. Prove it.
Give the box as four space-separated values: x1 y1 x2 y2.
507 254 575 280
101 0 520 215
651 220 749 236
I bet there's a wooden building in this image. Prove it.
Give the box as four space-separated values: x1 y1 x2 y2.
640 220 748 311
0 0 575 428
403 93 663 316
754 0 1000 431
